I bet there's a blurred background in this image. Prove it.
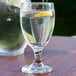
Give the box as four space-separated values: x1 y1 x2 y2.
31 0 76 36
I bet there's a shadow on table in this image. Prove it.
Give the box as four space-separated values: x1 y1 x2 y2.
43 50 68 56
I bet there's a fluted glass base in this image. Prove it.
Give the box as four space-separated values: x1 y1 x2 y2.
0 49 24 56
22 62 53 74
0 42 27 56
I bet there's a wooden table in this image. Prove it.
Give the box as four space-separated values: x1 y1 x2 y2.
0 36 76 76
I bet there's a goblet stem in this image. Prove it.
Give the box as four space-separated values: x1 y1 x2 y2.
34 50 42 63
22 47 53 74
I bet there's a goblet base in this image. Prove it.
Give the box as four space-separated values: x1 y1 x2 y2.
22 63 53 74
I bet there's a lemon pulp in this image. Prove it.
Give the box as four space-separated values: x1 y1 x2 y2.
34 11 53 18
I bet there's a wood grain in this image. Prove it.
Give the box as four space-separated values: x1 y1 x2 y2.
0 36 76 76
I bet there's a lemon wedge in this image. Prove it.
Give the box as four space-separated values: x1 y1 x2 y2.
34 11 53 18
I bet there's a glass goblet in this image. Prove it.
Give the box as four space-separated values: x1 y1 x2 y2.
20 2 55 74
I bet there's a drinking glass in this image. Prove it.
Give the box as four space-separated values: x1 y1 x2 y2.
20 2 55 74
0 0 27 56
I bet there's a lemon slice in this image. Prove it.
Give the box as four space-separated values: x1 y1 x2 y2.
34 11 53 18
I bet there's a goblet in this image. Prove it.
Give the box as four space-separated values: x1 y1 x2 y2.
20 2 55 74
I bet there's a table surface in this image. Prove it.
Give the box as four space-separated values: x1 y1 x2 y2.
0 36 76 76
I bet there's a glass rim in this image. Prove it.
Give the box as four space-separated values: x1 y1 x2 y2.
21 2 54 5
